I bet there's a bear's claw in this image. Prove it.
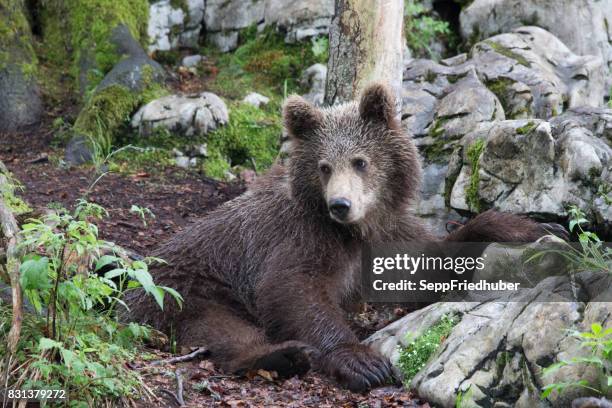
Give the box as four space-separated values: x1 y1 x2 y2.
322 344 394 392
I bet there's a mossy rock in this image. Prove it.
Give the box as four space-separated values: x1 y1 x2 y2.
465 138 486 213
67 24 167 163
40 0 149 96
0 0 43 131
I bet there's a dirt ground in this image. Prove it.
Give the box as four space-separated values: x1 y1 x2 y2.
0 128 425 407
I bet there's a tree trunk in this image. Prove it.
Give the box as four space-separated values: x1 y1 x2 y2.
324 0 405 112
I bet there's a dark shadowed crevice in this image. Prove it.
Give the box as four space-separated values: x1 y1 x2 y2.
433 0 462 36
24 0 42 37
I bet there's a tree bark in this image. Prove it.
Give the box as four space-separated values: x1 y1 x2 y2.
324 0 405 112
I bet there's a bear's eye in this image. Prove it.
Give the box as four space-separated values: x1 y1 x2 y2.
319 163 332 174
353 158 368 170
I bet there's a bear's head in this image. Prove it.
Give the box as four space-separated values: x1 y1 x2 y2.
283 83 422 234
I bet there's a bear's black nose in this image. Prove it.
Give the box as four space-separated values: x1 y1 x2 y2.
329 198 351 220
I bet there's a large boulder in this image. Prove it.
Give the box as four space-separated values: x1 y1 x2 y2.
447 109 612 231
365 243 612 408
460 0 612 84
66 25 166 165
131 92 228 137
148 0 205 52
0 0 43 132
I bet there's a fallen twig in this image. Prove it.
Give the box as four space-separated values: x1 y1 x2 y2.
148 347 208 366
175 368 186 407
159 388 182 407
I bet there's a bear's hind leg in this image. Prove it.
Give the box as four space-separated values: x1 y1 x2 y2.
178 301 315 378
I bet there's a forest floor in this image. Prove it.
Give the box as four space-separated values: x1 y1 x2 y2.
0 128 426 407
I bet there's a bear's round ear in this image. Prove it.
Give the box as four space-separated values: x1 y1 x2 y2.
358 83 398 128
283 95 322 141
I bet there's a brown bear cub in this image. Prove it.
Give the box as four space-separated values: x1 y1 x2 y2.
127 83 559 392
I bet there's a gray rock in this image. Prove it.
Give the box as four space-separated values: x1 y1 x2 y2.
415 162 465 236
0 64 42 132
148 0 205 52
64 135 94 166
365 254 612 408
264 0 334 43
242 92 270 108
447 111 611 228
300 63 327 106
131 92 229 137
204 0 264 52
175 156 192 169
460 0 612 88
403 27 606 131
182 55 203 68
202 0 333 52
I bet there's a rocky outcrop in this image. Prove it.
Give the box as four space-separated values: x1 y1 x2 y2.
131 93 228 137
204 0 264 52
0 0 43 132
148 0 205 52
402 27 610 234
148 0 333 53
365 242 612 408
404 27 606 144
446 109 611 232
264 0 334 43
460 0 612 83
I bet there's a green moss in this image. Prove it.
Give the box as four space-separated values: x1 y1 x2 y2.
204 102 282 180
0 172 31 216
73 65 168 156
398 314 459 384
465 139 485 213
73 85 139 154
495 351 512 377
428 118 446 138
485 40 531 67
41 0 149 94
485 77 523 118
516 121 537 135
152 50 181 66
203 25 327 99
425 70 437 83
0 0 38 74
423 137 450 164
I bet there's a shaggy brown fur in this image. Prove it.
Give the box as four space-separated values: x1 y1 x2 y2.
126 83 557 392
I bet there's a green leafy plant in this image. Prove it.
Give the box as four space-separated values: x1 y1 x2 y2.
1 200 182 406
129 205 155 227
541 323 612 399
404 0 453 60
456 385 475 408
398 314 459 384
311 36 329 61
527 206 611 274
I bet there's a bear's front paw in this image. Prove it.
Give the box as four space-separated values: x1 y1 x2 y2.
322 343 394 392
